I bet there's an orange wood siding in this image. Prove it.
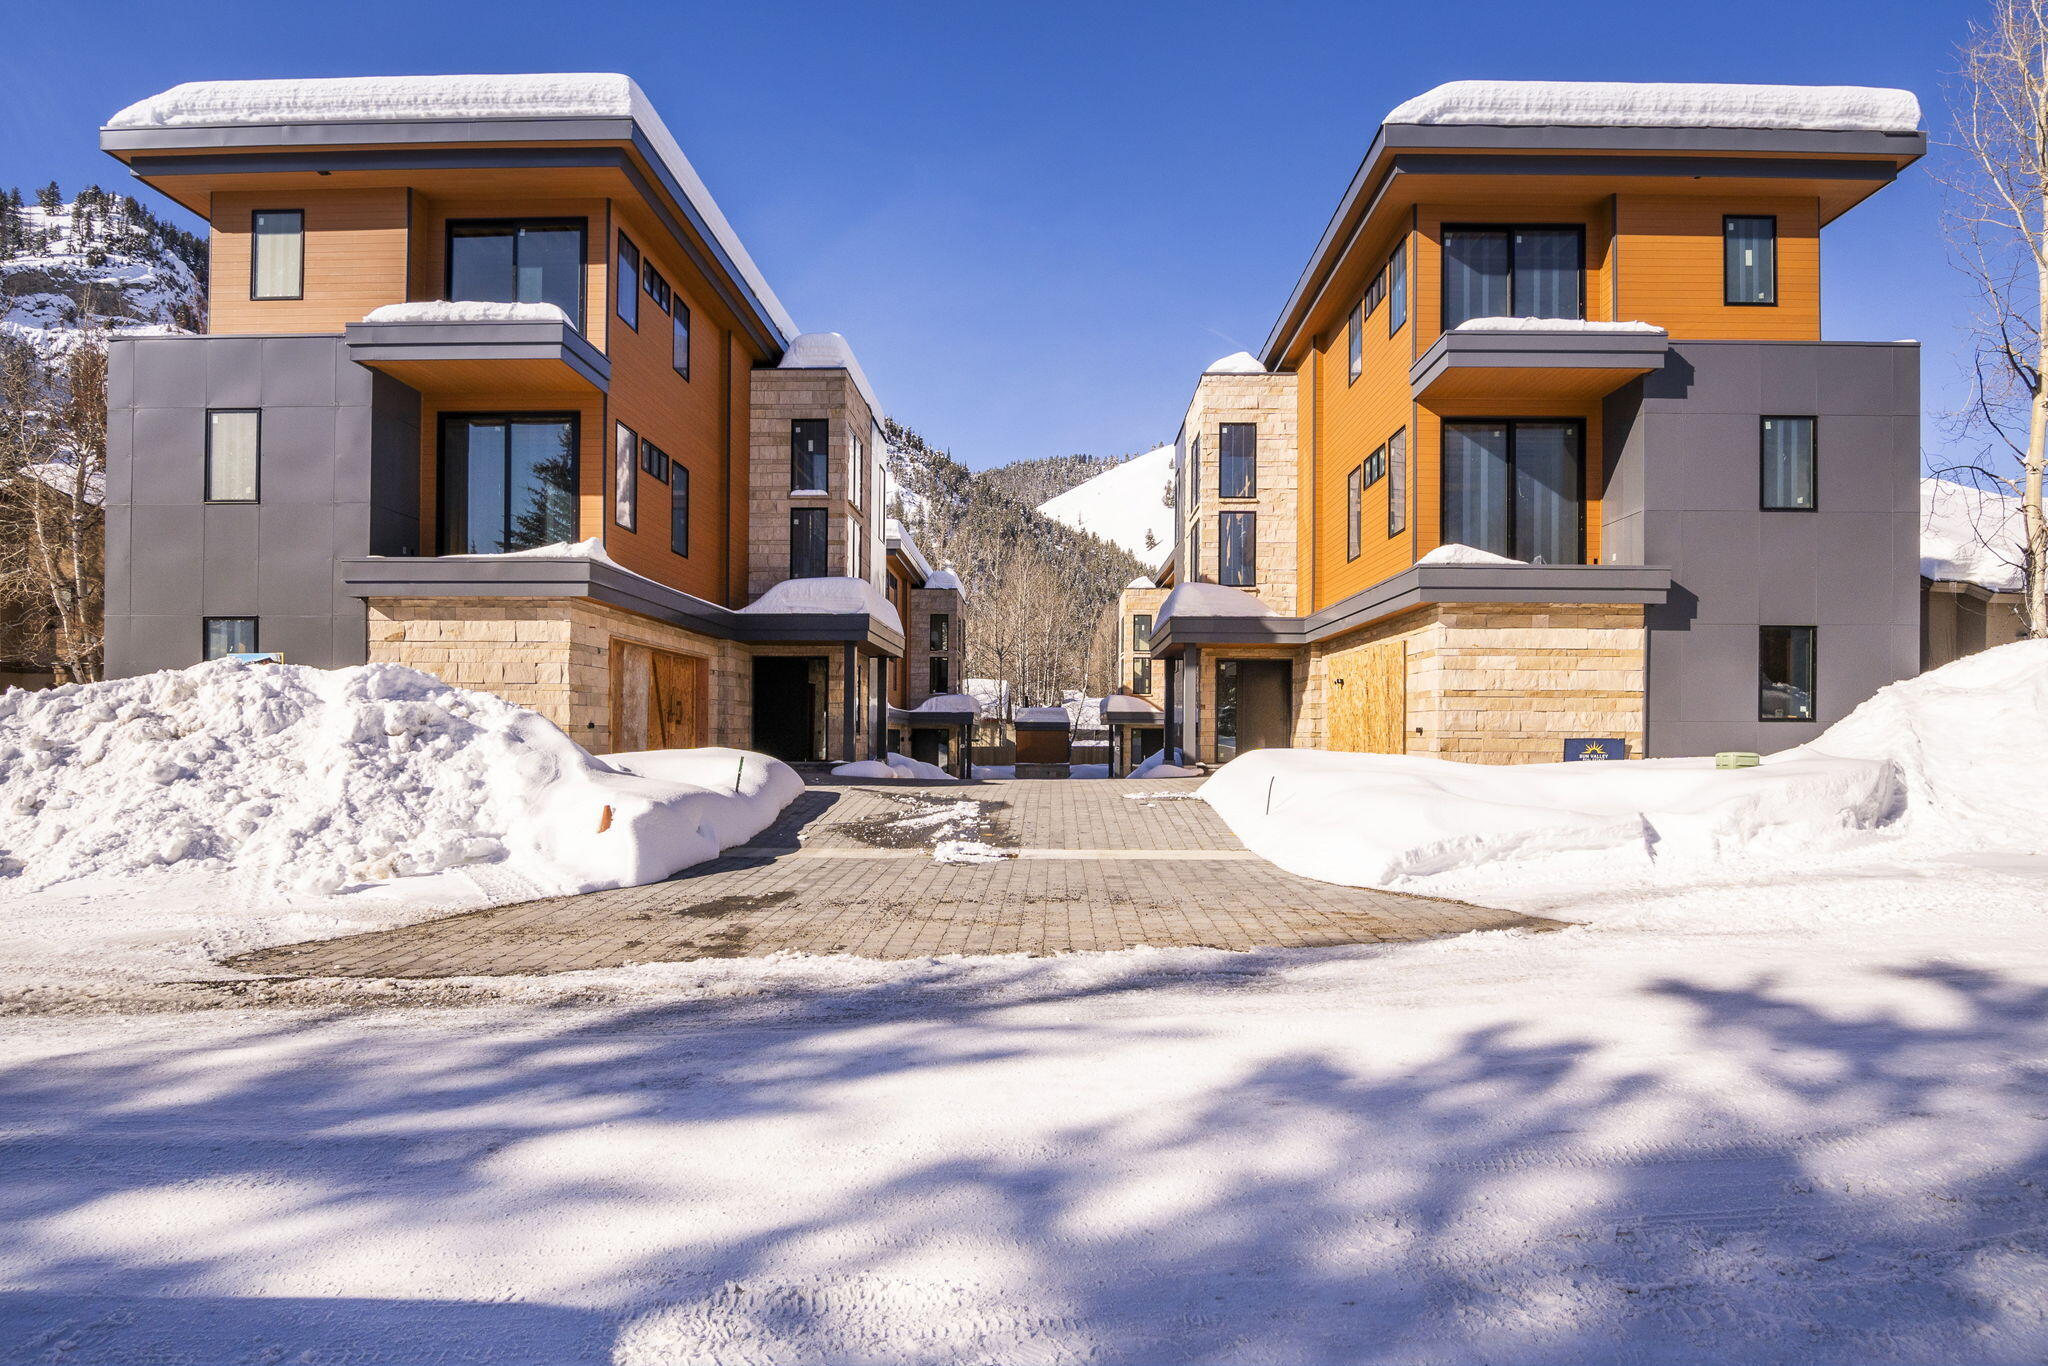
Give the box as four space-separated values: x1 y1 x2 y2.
208 188 409 334
416 392 605 556
1615 194 1820 338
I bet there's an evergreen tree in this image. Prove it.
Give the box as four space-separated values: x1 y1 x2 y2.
35 181 61 212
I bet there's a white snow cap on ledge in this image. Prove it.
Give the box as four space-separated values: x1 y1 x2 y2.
914 692 983 718
106 74 799 341
1451 317 1665 335
1155 581 1278 626
777 331 884 420
1204 351 1267 375
740 577 903 634
924 567 963 592
1016 706 1072 724
1386 81 1921 134
362 301 571 325
442 537 617 564
1417 543 1526 567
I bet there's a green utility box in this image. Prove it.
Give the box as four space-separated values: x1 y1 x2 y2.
1715 751 1762 769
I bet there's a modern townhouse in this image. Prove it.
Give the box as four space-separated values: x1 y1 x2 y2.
881 519 972 773
1128 80 1925 766
97 73 945 764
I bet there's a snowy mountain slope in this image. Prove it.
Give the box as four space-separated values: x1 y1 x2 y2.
1 191 205 363
1036 443 1175 565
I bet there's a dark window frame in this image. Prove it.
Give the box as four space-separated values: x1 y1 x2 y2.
928 656 950 696
789 505 829 579
1759 624 1818 723
1346 463 1363 561
1132 612 1153 652
615 231 640 331
203 616 259 661
443 217 587 329
639 435 671 485
1439 417 1587 564
204 408 262 504
1362 444 1387 489
1760 415 1818 512
790 418 829 493
436 410 582 554
1440 223 1586 328
1218 509 1256 587
642 261 672 313
1347 303 1363 385
249 209 304 302
1724 214 1779 307
1386 427 1408 538
613 419 637 532
930 613 950 652
1216 658 1241 758
1388 238 1408 334
672 301 692 380
671 465 690 557
1218 422 1257 499
1132 657 1154 695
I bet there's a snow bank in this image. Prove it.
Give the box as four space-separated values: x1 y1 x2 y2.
443 536 619 564
0 660 801 898
831 752 954 781
1205 351 1266 374
1921 477 2024 592
1155 581 1276 627
1205 642 2048 888
1417 542 1524 566
1451 317 1665 334
1037 444 1177 567
1131 750 1201 779
1385 81 1921 134
361 300 572 325
740 577 903 633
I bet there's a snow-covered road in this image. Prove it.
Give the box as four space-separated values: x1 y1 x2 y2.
5 852 2047 1364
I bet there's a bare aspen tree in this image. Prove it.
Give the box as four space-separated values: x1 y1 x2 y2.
1944 0 2048 635
0 333 106 683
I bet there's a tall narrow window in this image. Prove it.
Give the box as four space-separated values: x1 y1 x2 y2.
447 220 584 326
1442 420 1582 564
1388 239 1408 333
1725 215 1777 305
1442 226 1583 328
616 232 640 329
1219 423 1257 498
439 414 578 554
929 657 950 695
204 617 258 660
1761 416 1816 510
251 210 302 300
640 436 670 483
850 432 864 510
1188 436 1201 505
930 613 950 651
1133 658 1153 694
1215 660 1241 759
671 466 690 556
1347 303 1363 384
1346 463 1363 561
1219 510 1255 586
672 302 692 379
790 506 828 578
1188 526 1200 582
791 419 828 493
205 409 260 502
1760 625 1816 721
1132 613 1152 651
613 420 637 531
1385 426 1407 537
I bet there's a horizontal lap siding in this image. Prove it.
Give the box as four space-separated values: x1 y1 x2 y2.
209 188 409 334
1616 194 1820 338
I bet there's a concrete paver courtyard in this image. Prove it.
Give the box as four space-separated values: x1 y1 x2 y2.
228 777 1557 978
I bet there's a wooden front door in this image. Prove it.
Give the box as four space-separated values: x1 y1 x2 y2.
610 641 709 752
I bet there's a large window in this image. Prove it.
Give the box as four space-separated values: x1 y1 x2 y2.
673 302 692 380
930 613 950 652
1132 613 1152 652
1760 625 1816 721
1725 215 1777 306
438 414 578 554
1219 423 1256 498
791 419 828 493
250 210 303 300
1385 427 1407 537
1388 239 1408 333
613 421 637 531
446 220 584 327
205 409 260 502
790 507 829 578
1761 416 1816 510
929 657 950 695
1219 510 1256 586
615 232 640 329
1442 420 1583 564
204 617 258 660
1346 463 1363 561
671 467 690 557
1132 658 1153 694
1442 226 1583 328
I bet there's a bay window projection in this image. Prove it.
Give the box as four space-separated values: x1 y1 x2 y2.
1442 226 1583 328
439 414 578 554
1441 420 1582 564
1760 625 1816 721
613 421 637 531
250 210 302 300
1219 510 1256 586
1761 416 1815 509
791 419 828 493
1725 215 1777 305
446 220 584 326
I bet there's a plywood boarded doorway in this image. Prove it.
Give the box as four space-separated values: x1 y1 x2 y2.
1328 639 1405 755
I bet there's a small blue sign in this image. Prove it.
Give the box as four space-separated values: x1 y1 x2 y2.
1564 737 1625 762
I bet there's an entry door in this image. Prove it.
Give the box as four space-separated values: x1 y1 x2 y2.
610 642 708 751
752 656 824 762
1224 659 1293 756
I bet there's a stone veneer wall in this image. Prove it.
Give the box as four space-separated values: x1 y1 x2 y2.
905 585 965 705
1117 585 1170 702
747 368 877 601
1181 372 1301 615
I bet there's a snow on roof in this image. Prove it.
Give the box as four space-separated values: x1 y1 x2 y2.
924 567 963 593
1016 706 1072 724
1922 478 2025 593
1384 81 1922 135
1416 543 1526 567
1103 694 1163 720
104 74 799 341
1037 444 1176 567
778 331 884 420
1155 582 1278 627
1204 351 1267 375
884 518 933 580
1126 576 1156 590
740 577 903 634
1452 317 1665 335
442 537 619 565
913 692 982 718
362 300 571 325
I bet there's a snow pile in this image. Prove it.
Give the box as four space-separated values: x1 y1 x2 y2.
1205 642 2048 889
1204 351 1266 374
1451 317 1665 335
1417 542 1525 567
1155 581 1277 626
741 577 903 633
1131 750 1201 779
1385 81 1921 135
831 752 953 781
361 300 572 325
777 331 884 421
1921 477 2024 592
0 660 802 898
443 536 619 564
1037 444 1176 566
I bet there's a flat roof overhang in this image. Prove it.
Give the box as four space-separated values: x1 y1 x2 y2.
1411 329 1667 404
343 318 609 394
889 706 976 730
340 555 905 657
1151 562 1673 656
1261 122 1926 370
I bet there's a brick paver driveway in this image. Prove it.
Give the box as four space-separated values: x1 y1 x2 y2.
228 777 1556 978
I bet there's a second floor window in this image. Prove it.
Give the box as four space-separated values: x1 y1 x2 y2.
671 467 690 557
1726 215 1777 305
251 210 302 300
1388 238 1408 332
206 409 260 502
1761 417 1816 510
673 302 692 379
791 419 828 493
1386 427 1407 537
1132 613 1152 652
1219 510 1255 586
616 232 640 329
640 436 671 484
1132 658 1153 694
1347 463 1362 562
643 262 672 313
613 421 637 531
930 613 949 652
1443 419 1582 565
1347 303 1363 383
1443 225 1583 328
1219 423 1256 498
440 413 578 554
790 507 828 578
447 220 584 327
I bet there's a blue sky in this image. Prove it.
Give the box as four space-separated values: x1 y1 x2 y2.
2 0 1979 469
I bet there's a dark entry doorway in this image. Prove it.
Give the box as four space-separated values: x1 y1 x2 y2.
1216 659 1293 761
752 656 826 762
